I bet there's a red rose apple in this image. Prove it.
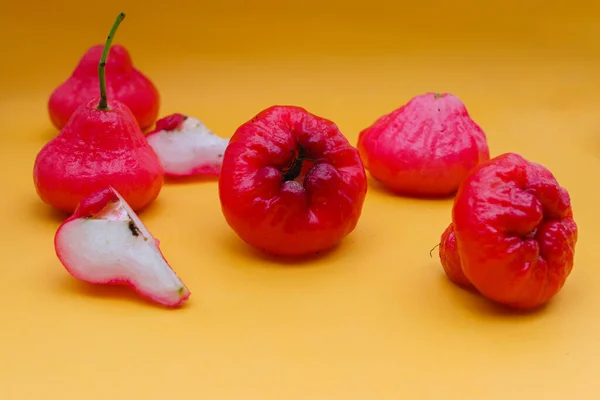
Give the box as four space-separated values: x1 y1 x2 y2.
218 105 368 257
357 92 490 197
446 152 578 310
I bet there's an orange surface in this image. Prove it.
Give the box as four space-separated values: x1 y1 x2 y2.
1 1 600 398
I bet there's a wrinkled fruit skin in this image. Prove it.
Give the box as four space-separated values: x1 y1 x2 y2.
34 98 164 213
219 105 368 257
48 44 160 131
450 152 578 310
439 223 473 289
357 92 490 197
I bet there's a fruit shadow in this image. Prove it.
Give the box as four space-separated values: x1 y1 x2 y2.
58 276 190 310
28 199 70 225
434 272 550 319
367 177 457 201
222 232 342 268
134 196 164 217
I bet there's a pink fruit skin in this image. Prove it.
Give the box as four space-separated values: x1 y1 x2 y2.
48 44 160 131
55 187 190 308
357 92 490 197
34 98 164 214
184 165 221 177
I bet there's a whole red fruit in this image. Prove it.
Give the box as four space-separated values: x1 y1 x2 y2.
34 98 164 213
48 44 160 131
357 92 490 197
218 105 368 257
451 152 578 310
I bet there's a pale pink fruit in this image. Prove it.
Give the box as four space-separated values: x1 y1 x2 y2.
146 113 229 177
54 186 191 307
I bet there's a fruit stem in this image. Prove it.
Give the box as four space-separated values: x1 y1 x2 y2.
97 12 126 111
429 243 440 258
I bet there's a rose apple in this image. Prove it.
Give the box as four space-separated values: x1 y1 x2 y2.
445 152 578 309
357 92 490 197
218 105 368 257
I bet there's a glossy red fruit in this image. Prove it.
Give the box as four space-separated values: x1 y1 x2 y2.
34 99 164 213
450 152 578 310
357 92 490 197
219 105 368 257
438 223 473 289
48 44 160 131
33 13 164 214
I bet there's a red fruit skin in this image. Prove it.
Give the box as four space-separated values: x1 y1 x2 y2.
439 223 473 289
72 186 120 218
452 152 578 310
33 98 165 214
48 44 160 131
357 92 490 197
151 113 187 132
218 105 368 257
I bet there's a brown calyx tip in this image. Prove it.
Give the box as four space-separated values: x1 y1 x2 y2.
434 93 444 99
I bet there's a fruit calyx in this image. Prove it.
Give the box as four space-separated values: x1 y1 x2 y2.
282 147 306 182
280 147 318 184
97 12 126 111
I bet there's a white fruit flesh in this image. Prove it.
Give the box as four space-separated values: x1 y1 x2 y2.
55 192 190 307
147 116 229 176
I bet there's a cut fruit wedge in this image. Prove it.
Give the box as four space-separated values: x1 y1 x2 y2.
54 186 191 307
146 113 230 177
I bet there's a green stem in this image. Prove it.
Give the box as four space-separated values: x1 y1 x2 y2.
97 12 126 110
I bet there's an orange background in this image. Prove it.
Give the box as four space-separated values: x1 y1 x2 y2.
1 0 600 398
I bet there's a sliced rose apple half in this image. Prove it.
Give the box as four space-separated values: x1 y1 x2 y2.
54 186 191 307
146 113 230 178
